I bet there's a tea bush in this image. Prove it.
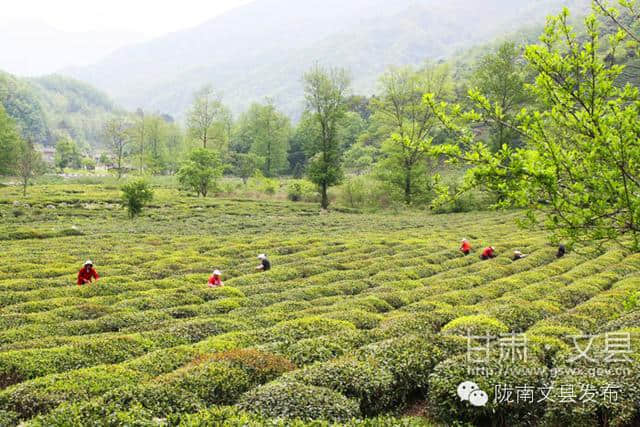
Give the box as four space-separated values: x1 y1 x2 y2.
237 380 361 421
0 185 638 425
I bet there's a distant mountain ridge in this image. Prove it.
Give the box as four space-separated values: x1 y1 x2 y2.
66 0 592 118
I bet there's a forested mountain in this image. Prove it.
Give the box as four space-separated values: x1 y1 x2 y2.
0 71 117 147
67 0 591 118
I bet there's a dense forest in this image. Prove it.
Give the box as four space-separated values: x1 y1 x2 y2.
0 72 117 147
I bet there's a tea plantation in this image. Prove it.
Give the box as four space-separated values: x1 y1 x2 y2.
0 184 638 426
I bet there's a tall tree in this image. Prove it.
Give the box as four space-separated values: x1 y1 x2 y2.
54 137 81 171
131 109 146 173
177 148 225 197
16 139 45 196
187 86 224 149
303 65 350 209
146 116 167 174
103 117 130 179
372 64 452 205
472 41 530 149
426 9 640 251
237 101 291 177
0 105 19 175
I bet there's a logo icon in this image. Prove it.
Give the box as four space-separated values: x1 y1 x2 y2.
457 381 488 407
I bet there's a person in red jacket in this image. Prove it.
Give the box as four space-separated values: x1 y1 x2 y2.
460 239 472 255
208 270 224 288
480 246 496 260
77 260 99 285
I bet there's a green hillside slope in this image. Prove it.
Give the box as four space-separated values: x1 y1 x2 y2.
0 71 117 147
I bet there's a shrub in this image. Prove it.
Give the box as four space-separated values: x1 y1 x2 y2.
427 354 549 426
198 349 295 384
543 366 640 427
158 361 250 405
324 309 383 329
288 356 396 415
441 315 509 336
237 380 361 421
287 180 317 202
283 329 371 366
355 335 466 403
0 365 149 420
120 179 154 219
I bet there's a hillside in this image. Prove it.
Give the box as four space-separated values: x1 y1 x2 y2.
67 0 592 118
0 184 638 425
0 71 117 147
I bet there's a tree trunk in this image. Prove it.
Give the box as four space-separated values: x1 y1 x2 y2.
404 169 412 205
321 183 329 209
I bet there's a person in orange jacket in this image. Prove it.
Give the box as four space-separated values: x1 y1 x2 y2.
480 246 496 260
208 270 224 288
460 238 472 255
77 260 99 285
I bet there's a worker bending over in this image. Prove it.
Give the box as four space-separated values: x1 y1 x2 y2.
77 260 99 285
256 254 271 271
208 270 224 288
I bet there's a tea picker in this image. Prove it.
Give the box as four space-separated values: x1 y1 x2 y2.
208 270 224 287
256 254 271 271
77 260 99 285
480 246 496 260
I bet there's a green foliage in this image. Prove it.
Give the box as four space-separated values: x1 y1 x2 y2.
471 41 530 150
186 86 229 150
287 179 317 202
0 105 20 175
177 148 225 197
236 102 291 177
54 137 81 171
121 179 154 219
427 8 640 251
237 380 361 421
372 64 452 205
623 290 640 312
303 65 351 209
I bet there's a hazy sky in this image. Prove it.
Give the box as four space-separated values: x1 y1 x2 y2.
0 0 254 38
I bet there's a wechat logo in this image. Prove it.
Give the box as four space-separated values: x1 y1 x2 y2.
457 381 489 407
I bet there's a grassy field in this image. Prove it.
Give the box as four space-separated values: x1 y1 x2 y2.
0 183 638 426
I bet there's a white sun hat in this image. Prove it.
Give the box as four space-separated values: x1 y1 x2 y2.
514 250 522 255
84 260 93 265
461 238 468 242
257 254 266 260
213 270 221 276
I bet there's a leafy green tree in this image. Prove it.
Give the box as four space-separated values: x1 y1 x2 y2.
372 64 452 205
425 9 640 251
130 109 147 173
303 65 351 209
186 86 226 150
103 117 130 179
472 41 530 149
343 142 378 176
54 137 81 171
233 152 263 185
236 101 291 177
287 112 318 178
121 179 154 219
0 105 19 175
146 116 169 174
177 148 225 197
16 139 45 196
